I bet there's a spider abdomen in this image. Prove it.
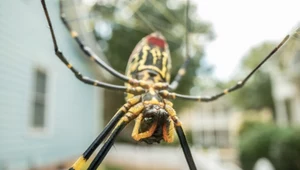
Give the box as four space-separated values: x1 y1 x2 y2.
125 32 172 84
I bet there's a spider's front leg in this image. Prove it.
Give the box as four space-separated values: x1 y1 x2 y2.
69 95 142 170
165 103 197 170
87 102 145 170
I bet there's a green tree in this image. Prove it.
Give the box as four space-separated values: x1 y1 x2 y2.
91 0 214 135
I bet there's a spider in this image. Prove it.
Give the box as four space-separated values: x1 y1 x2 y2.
41 0 290 169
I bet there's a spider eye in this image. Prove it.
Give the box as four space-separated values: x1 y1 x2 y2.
140 117 155 132
143 117 153 123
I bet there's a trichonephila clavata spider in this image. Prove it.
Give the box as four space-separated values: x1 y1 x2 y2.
40 0 298 169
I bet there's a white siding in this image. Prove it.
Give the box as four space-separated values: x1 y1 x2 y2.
0 0 103 169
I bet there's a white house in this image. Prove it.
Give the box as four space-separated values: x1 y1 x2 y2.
0 0 107 169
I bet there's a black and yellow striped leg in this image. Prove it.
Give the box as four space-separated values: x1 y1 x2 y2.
59 0 130 82
169 58 190 90
165 105 196 170
41 0 128 91
69 96 142 170
69 112 124 170
87 102 144 169
87 118 129 170
164 34 290 102
169 0 190 90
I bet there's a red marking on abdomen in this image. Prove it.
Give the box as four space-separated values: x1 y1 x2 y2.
148 37 165 48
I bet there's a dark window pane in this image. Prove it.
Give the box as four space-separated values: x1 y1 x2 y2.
31 69 47 129
35 71 47 93
33 102 45 128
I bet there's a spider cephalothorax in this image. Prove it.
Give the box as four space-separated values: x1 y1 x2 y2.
131 92 174 144
138 105 169 144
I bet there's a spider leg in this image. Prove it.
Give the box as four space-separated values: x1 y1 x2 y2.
176 125 197 170
87 116 130 170
169 58 190 91
165 104 197 170
59 0 130 82
68 96 142 170
68 111 124 170
131 114 158 141
41 0 129 91
87 102 144 169
169 0 190 90
163 34 290 102
59 0 169 89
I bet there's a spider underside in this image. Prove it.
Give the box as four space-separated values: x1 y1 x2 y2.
40 0 291 169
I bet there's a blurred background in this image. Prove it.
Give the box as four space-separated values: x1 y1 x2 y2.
0 0 300 170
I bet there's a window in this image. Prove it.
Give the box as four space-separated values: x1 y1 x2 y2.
31 69 47 129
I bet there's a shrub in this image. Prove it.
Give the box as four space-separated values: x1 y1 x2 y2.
238 120 300 170
238 123 278 170
270 128 300 170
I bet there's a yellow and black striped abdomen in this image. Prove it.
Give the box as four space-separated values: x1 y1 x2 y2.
125 32 172 84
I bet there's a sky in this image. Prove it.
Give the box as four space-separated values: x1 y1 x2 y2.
195 0 300 80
